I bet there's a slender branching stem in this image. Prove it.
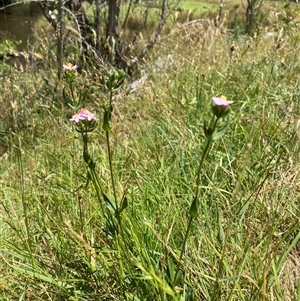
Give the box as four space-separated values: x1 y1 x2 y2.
194 117 219 199
174 116 219 286
89 168 105 214
106 89 118 210
81 131 104 213
106 130 118 210
70 82 76 107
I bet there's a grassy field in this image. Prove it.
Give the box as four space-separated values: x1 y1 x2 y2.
176 0 221 15
0 1 300 300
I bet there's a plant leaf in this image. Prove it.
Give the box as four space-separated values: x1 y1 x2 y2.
103 193 116 213
212 117 229 141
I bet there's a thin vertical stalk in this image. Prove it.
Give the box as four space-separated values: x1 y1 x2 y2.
95 0 101 54
57 0 64 79
16 138 30 246
106 90 118 209
81 131 105 214
122 0 133 31
106 130 118 210
89 167 105 214
194 118 219 200
174 116 219 285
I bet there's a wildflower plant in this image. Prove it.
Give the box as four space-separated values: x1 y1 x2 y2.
66 53 237 297
101 68 126 215
68 67 127 234
69 108 97 154
173 95 234 287
69 108 98 189
102 68 126 133
68 68 131 293
63 63 78 84
62 63 87 109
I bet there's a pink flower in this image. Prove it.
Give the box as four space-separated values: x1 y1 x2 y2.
212 96 234 118
212 96 234 107
80 109 97 121
70 113 85 123
63 64 78 71
70 109 97 123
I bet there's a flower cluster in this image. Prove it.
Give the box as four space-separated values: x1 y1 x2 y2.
70 108 96 123
63 63 78 84
70 108 97 132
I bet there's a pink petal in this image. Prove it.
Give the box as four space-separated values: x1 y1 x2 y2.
70 109 97 123
63 64 78 71
212 96 234 107
70 113 84 123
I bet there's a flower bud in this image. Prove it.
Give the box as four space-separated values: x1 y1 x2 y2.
211 96 234 119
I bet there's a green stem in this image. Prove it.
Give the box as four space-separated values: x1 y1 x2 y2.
173 116 219 286
70 82 76 107
107 89 118 210
105 130 125 268
89 167 105 214
106 131 118 211
194 117 218 200
106 88 129 289
81 132 104 213
178 216 193 263
17 138 31 250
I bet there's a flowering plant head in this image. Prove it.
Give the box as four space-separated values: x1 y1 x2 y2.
63 63 78 83
63 63 78 71
102 68 126 92
70 108 97 132
212 96 234 118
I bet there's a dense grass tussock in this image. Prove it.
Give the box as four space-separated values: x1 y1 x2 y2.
0 4 300 301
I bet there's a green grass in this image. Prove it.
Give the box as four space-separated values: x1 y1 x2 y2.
178 0 221 15
0 2 300 300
